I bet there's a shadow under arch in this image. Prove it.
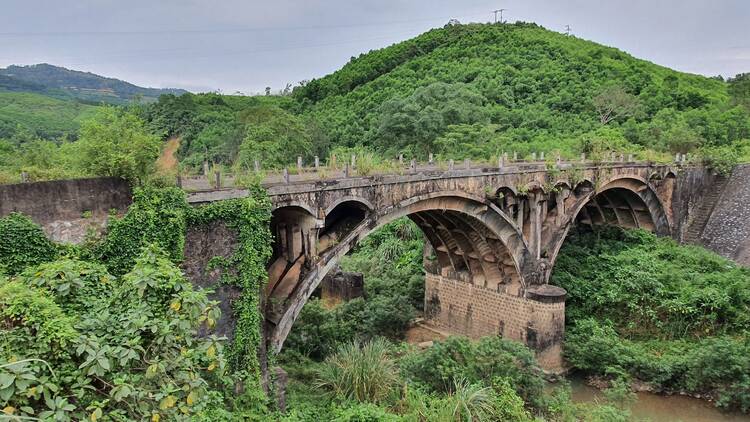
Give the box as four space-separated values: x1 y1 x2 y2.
267 192 533 352
544 176 671 282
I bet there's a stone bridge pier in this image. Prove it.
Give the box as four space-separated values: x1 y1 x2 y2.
188 161 705 371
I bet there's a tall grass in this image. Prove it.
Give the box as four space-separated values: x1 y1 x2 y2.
314 338 400 404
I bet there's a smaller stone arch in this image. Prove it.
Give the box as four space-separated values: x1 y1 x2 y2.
324 196 374 216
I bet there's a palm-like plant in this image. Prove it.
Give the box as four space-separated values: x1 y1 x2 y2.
314 338 400 404
431 378 498 421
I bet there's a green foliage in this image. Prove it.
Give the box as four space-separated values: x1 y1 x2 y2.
552 227 750 338
554 227 750 411
236 106 314 169
0 246 228 421
400 336 546 410
315 338 400 405
93 186 189 276
0 212 57 275
0 89 97 140
76 106 162 183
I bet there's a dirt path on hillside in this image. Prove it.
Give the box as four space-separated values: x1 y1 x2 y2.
157 136 180 172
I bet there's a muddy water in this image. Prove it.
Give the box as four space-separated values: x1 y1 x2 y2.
569 378 750 422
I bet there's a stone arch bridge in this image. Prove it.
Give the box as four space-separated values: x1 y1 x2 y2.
188 161 704 370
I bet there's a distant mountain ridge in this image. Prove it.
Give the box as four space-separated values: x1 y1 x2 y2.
0 63 187 104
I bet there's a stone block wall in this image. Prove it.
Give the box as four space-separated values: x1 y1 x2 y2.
424 273 565 371
0 177 131 243
700 165 750 266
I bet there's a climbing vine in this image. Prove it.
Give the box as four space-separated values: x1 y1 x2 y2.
0 213 58 275
186 185 273 386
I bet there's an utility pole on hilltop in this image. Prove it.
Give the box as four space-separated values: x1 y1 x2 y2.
492 8 507 24
565 24 572 36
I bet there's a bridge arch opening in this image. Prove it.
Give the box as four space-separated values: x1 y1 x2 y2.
546 176 670 282
268 193 530 352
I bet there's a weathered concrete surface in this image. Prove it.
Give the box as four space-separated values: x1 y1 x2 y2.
320 267 365 308
699 165 750 266
0 177 131 243
182 221 241 339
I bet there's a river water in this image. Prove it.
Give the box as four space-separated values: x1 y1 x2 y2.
568 378 750 422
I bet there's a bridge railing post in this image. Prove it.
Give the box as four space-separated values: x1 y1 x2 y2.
531 152 537 161
297 156 303 173
345 163 350 178
20 171 29 183
215 169 221 189
513 151 518 161
176 173 182 188
540 152 545 161
314 156 319 170
580 153 586 162
448 159 454 171
283 168 290 184
429 153 434 165
254 160 260 173
627 154 633 162
351 154 356 170
464 158 470 169
410 159 416 173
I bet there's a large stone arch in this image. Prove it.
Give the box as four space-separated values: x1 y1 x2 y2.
543 176 670 282
267 192 533 352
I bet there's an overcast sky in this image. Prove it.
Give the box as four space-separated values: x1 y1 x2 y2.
0 0 748 94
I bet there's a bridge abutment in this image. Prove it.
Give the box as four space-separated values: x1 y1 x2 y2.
424 271 566 372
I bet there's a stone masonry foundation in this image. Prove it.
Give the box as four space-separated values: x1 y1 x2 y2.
424 273 565 371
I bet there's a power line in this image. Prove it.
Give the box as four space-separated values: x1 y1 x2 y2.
0 12 490 37
565 24 572 36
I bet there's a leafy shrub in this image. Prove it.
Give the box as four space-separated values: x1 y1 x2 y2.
400 336 545 409
0 245 228 421
0 212 57 275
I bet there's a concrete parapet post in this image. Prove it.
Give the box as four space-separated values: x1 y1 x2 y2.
448 159 454 171
21 172 29 183
540 152 545 160
314 156 319 170
464 158 470 169
531 152 537 161
619 154 625 162
254 160 260 173
513 151 518 161
498 155 504 169
399 154 404 165
429 153 434 165
675 153 680 162
580 153 586 162
297 156 303 173
351 154 356 169
331 154 337 169
283 168 290 184
214 170 221 189
176 174 182 188
627 154 633 162
203 161 210 176
344 163 350 178
410 159 416 173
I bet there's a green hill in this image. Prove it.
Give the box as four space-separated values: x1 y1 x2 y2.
292 22 748 161
0 63 187 105
0 90 98 139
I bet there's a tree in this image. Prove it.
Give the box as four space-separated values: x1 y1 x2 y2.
76 107 161 184
593 85 641 125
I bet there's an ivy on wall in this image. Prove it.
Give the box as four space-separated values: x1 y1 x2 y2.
0 212 58 275
187 184 273 386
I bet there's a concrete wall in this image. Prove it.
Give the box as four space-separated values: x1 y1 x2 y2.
0 177 132 243
700 165 750 266
668 167 718 242
424 273 565 371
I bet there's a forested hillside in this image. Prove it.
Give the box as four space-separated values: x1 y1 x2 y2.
0 64 187 104
138 22 750 173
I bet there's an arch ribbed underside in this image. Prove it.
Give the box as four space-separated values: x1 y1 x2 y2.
576 187 656 231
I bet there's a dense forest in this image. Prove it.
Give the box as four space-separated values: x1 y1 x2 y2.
1 20 750 421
